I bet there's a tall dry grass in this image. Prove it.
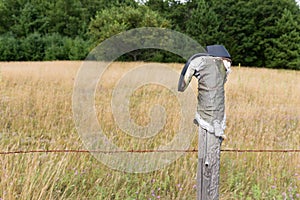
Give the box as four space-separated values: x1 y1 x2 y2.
0 61 299 199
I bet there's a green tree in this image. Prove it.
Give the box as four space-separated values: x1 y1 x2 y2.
0 0 137 38
186 0 221 47
211 0 300 67
0 0 23 34
0 33 21 61
0 0 300 66
43 33 69 60
89 5 171 44
10 2 50 37
64 36 91 60
264 9 300 69
146 0 196 32
20 32 45 61
89 5 171 61
46 0 87 37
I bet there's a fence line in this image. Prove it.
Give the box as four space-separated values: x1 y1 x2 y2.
0 149 300 155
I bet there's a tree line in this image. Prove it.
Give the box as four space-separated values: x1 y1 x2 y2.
0 0 299 69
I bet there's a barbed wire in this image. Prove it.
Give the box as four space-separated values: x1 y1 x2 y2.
0 149 300 155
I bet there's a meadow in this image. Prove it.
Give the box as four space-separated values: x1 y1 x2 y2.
0 61 299 199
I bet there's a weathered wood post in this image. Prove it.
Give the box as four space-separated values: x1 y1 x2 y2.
178 45 231 200
196 125 223 199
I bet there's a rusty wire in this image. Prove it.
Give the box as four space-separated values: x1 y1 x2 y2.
0 149 300 155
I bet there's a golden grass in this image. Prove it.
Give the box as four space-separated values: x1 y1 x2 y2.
0 61 299 199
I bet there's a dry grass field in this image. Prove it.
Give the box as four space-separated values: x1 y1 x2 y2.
0 61 299 199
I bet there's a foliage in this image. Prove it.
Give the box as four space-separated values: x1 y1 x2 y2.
145 0 194 31
88 5 171 44
210 0 300 68
264 8 300 69
0 0 299 69
186 0 221 46
0 33 91 61
88 5 171 61
0 33 21 61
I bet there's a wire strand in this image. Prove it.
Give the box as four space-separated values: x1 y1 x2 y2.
0 149 300 155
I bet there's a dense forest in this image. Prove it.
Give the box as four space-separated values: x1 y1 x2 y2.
0 0 300 69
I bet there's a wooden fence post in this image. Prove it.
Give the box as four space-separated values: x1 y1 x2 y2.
177 45 231 200
197 128 222 200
